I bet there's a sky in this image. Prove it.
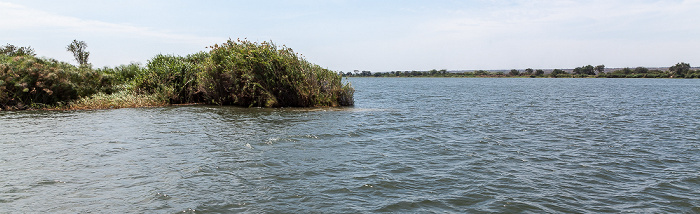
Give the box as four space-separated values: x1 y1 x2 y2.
1 0 699 72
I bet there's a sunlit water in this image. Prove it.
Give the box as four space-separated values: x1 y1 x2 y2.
1 78 699 213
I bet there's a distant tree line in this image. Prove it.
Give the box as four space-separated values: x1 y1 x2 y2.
342 63 700 78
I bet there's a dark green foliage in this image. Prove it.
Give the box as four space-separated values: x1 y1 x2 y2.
535 69 544 76
524 68 534 75
595 65 605 74
686 70 700 78
1 44 36 57
72 66 116 97
621 67 633 74
97 63 143 84
509 69 520 76
200 40 353 107
0 55 105 109
634 67 649 74
670 62 691 77
473 70 490 76
550 69 567 77
133 53 205 104
573 65 595 76
66 40 90 65
601 67 672 78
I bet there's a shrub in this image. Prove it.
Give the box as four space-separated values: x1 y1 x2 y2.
0 55 79 109
0 54 117 110
1 44 36 57
549 69 567 77
133 53 205 104
97 63 143 84
199 39 353 107
509 69 520 76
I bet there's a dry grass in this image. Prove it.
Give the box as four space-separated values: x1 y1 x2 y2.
68 90 167 110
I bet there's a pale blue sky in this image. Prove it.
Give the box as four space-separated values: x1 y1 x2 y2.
1 0 699 72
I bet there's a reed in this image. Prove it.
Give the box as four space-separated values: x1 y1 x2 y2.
199 39 354 107
68 89 166 110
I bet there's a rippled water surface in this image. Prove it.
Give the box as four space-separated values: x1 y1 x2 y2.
1 78 699 213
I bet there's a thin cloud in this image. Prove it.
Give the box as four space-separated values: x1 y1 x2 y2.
429 0 700 39
0 2 224 45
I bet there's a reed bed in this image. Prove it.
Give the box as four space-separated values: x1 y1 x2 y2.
1 39 354 111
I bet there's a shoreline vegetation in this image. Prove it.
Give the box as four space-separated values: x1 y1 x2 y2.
0 40 354 111
344 64 700 79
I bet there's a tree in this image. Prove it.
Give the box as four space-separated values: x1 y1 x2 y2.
574 65 595 75
551 69 566 77
474 70 488 76
509 69 520 76
621 67 633 74
534 69 544 76
429 69 439 75
670 62 691 77
634 67 649 74
595 64 605 74
573 67 583 75
1 44 35 56
582 65 595 75
524 68 534 75
66 40 90 65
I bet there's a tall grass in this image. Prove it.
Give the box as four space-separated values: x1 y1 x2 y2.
133 53 205 104
68 89 166 110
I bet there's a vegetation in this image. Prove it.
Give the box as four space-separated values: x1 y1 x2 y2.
0 55 113 110
66 40 90 66
1 44 36 57
1 39 354 111
344 63 700 79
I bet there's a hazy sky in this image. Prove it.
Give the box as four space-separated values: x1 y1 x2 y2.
1 0 699 72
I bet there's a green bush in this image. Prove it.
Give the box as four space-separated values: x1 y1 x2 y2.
199 39 353 107
0 55 117 110
1 55 78 109
686 71 700 78
97 63 143 84
132 53 205 104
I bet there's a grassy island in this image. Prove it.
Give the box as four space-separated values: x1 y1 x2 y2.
0 40 354 111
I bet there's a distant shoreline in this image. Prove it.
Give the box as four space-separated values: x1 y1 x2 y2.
343 64 700 79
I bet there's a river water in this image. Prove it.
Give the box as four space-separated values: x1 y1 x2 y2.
1 78 699 213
